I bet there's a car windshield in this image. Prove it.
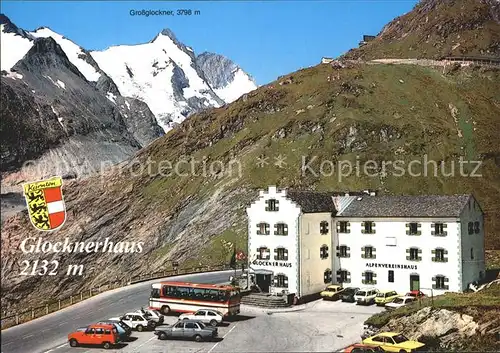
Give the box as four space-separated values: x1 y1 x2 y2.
376 293 385 297
392 334 409 343
356 291 366 296
328 288 337 292
393 298 404 304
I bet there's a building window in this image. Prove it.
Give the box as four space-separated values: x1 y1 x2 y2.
406 247 422 261
468 222 474 235
474 221 480 234
432 248 448 262
274 247 288 261
265 199 279 212
320 245 329 259
337 245 350 258
362 271 377 285
388 270 394 283
256 222 270 235
406 222 421 236
361 246 376 259
274 223 288 235
337 221 350 233
320 221 329 235
274 274 288 288
432 222 447 236
361 221 375 234
337 270 350 283
432 275 449 290
324 269 333 284
471 248 474 260
256 247 270 260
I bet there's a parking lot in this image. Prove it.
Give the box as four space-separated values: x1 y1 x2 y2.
44 299 384 353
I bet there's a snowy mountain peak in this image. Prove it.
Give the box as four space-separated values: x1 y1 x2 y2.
1 15 35 71
160 28 179 42
30 27 102 82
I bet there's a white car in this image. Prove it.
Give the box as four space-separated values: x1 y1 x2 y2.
179 309 224 327
354 287 379 305
137 308 164 324
109 312 155 332
385 296 416 310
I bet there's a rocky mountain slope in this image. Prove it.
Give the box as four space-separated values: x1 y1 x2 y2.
0 15 164 191
196 52 258 103
343 0 500 60
0 14 256 191
1 0 500 313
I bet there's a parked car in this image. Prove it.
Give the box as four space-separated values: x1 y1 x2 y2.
385 296 416 310
179 309 224 327
344 343 385 353
354 288 379 305
138 307 164 324
406 290 426 299
96 320 130 340
68 324 119 349
109 312 155 332
340 287 360 302
154 320 218 342
320 284 344 300
362 332 426 352
374 290 399 306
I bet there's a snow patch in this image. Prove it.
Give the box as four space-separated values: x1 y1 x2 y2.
30 27 101 82
214 68 257 103
51 106 64 127
125 100 131 110
44 75 59 87
5 71 23 80
56 79 66 89
0 24 34 71
106 92 117 104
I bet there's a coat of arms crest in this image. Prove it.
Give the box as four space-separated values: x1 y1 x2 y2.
23 176 66 231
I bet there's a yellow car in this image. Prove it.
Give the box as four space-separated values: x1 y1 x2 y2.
320 285 344 300
374 290 399 306
362 332 426 353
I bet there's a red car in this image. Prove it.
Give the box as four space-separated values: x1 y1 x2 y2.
406 290 426 299
68 323 120 349
344 343 384 353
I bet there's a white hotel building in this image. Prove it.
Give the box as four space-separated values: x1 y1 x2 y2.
246 186 485 300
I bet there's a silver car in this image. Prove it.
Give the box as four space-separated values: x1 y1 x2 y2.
154 320 218 342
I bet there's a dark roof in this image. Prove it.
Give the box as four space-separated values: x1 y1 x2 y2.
338 195 472 218
286 191 365 214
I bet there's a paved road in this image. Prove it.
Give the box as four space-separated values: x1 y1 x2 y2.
1 270 237 353
34 298 383 353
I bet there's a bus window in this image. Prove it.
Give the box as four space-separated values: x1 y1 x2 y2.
151 288 160 298
192 288 206 299
178 286 192 298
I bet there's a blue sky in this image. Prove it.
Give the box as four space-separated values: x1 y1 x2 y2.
1 1 418 85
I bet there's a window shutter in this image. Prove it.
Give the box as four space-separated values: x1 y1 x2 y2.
336 246 340 250
443 223 447 228
361 222 365 234
444 278 449 282
372 272 377 278
431 224 435 236
432 284 436 289
432 276 436 281
284 251 289 261
336 222 340 232
372 223 376 233
361 247 365 258
284 278 288 286
273 277 278 286
284 224 288 234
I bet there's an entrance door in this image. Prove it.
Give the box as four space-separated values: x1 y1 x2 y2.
410 274 420 291
256 274 271 292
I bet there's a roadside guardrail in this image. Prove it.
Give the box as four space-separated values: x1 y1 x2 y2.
0 264 231 330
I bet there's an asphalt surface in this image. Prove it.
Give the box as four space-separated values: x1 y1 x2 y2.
29 298 383 353
1 270 237 353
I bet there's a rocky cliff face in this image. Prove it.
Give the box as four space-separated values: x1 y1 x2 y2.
196 52 258 103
